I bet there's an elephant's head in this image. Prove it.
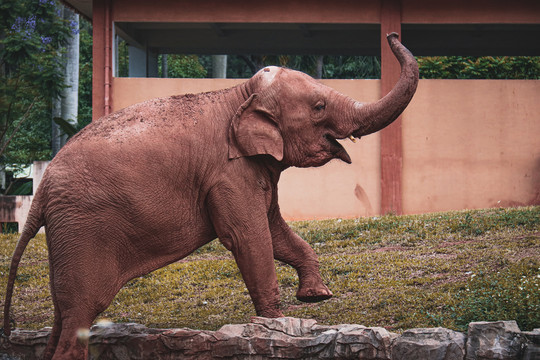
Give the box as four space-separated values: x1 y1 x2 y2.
229 33 419 168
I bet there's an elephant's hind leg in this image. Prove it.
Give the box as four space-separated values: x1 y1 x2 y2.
50 309 94 360
41 307 61 360
42 254 63 360
47 253 121 359
49 286 116 359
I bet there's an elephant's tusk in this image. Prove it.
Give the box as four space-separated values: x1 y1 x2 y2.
348 135 357 143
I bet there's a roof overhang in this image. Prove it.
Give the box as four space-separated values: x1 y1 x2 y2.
61 0 92 19
62 0 540 56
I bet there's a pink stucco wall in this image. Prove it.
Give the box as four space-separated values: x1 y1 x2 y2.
111 77 540 219
402 79 540 214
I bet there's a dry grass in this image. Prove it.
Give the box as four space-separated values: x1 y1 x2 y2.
1 206 538 332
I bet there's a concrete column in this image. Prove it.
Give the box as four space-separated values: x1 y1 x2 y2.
92 0 112 120
147 49 159 77
212 55 227 78
161 54 168 78
52 7 79 156
51 94 62 156
380 0 403 215
128 45 147 77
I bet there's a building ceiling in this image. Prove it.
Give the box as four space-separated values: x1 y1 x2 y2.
115 22 540 56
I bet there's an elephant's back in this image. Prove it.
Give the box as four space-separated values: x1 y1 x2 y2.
42 88 239 213
42 92 226 207
72 97 185 142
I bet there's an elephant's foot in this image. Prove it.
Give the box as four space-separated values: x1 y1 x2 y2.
257 305 284 318
296 282 333 303
258 309 284 318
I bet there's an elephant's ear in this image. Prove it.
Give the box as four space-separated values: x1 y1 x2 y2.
228 94 284 161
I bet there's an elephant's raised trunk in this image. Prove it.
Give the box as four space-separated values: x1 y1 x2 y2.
350 33 418 138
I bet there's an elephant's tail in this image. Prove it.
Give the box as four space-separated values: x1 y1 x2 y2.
2 191 46 338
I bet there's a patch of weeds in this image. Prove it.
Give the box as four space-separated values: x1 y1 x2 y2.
102 257 254 330
456 213 486 236
451 258 540 331
192 240 228 256
15 273 32 283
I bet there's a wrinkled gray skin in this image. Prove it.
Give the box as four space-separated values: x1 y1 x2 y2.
3 33 418 360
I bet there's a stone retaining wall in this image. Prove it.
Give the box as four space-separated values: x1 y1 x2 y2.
1 317 539 359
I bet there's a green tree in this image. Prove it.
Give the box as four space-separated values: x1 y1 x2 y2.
165 54 207 78
0 0 73 193
417 56 540 79
322 56 380 79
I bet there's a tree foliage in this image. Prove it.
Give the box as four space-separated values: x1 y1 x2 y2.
0 0 75 193
417 56 540 79
322 56 380 79
165 55 207 78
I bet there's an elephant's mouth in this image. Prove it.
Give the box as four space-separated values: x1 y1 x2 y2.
324 134 356 164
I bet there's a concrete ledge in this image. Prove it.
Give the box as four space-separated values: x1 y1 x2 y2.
1 318 538 359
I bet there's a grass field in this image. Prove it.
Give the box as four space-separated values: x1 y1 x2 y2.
1 206 538 333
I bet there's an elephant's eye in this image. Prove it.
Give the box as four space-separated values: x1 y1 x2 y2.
314 103 326 111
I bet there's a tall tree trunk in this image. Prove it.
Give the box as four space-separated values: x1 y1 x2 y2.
52 7 79 157
51 95 62 157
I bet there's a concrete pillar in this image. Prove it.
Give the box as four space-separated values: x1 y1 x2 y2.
128 45 147 77
161 54 168 78
52 7 79 156
212 55 227 78
380 0 403 215
92 0 112 120
147 49 159 77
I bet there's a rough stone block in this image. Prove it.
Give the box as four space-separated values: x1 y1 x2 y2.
332 324 396 359
392 327 466 360
0 327 50 360
250 316 317 337
89 323 168 359
466 321 524 360
522 329 540 360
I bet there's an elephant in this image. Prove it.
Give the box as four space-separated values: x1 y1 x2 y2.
2 33 418 359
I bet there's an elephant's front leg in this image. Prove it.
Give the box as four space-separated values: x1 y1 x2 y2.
208 184 283 318
269 207 333 303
